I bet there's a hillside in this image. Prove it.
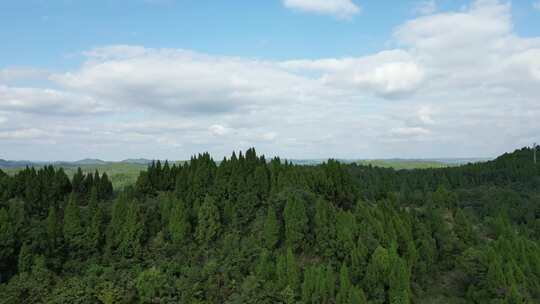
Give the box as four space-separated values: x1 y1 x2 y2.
0 147 539 303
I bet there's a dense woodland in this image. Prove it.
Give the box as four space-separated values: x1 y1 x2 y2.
0 147 539 303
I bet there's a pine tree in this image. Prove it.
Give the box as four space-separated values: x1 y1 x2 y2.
335 211 356 259
263 205 280 249
301 266 317 304
63 194 84 254
0 208 15 275
118 202 144 258
86 206 104 254
276 253 288 289
389 257 410 304
336 262 351 304
46 206 60 253
284 195 308 251
72 167 84 194
486 250 506 298
286 247 299 293
18 243 32 273
196 195 221 244
256 249 273 281
364 246 390 302
349 286 367 304
106 193 129 252
325 263 336 302
169 198 191 244
314 198 335 257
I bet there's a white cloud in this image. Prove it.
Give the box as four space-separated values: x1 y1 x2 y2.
283 0 360 19
534 1 540 10
209 124 230 136
391 127 431 136
0 85 106 115
2 0 540 160
0 128 48 140
283 50 425 98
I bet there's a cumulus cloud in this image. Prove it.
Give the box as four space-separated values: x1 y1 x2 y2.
0 85 107 115
283 50 425 98
53 46 326 115
2 0 540 160
209 124 230 136
0 128 49 140
282 0 360 19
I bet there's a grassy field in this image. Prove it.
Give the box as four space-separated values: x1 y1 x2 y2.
3 163 147 190
358 159 450 170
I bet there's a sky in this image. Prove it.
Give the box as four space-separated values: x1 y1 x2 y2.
1 0 540 161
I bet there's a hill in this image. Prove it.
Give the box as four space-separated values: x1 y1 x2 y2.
0 147 539 303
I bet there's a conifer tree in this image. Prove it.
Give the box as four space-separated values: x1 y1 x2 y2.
336 262 351 304
284 195 308 251
263 205 280 249
349 286 367 304
256 249 273 281
364 246 390 302
169 198 191 245
18 243 32 273
286 247 299 293
196 195 221 244
118 202 144 258
63 194 84 254
86 206 104 254
46 206 60 253
0 208 15 275
314 198 335 257
389 257 410 304
276 252 288 290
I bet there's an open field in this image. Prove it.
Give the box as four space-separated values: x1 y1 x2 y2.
2 163 147 190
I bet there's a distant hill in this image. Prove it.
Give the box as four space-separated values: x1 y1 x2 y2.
0 159 36 168
72 158 109 165
121 158 154 165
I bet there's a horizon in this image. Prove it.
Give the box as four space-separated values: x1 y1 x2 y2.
1 0 540 160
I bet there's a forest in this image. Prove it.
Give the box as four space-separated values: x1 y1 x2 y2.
0 147 539 303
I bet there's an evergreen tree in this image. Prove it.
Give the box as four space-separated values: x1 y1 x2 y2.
169 198 191 245
0 208 15 278
286 247 299 293
196 195 221 244
263 205 280 249
364 246 390 302
118 202 144 258
284 195 308 251
336 262 351 304
389 257 410 304
17 243 32 273
314 198 335 257
46 206 60 253
86 206 104 254
63 194 84 255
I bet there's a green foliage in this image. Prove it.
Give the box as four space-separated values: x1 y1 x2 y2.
196 195 221 244
284 194 308 251
168 197 191 245
1 147 540 303
135 267 169 303
263 205 280 249
63 194 84 255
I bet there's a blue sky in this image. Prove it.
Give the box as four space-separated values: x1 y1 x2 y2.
2 0 539 66
1 0 540 160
